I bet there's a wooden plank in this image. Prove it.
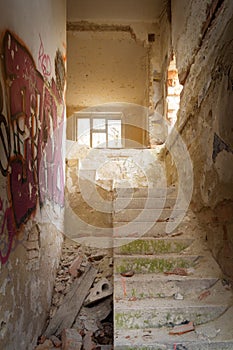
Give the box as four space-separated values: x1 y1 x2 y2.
44 263 97 337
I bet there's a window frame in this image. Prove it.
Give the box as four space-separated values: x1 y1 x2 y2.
74 111 124 149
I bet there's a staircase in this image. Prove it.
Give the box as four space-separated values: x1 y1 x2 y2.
113 186 233 349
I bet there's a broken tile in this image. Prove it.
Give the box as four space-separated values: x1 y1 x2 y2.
120 270 134 277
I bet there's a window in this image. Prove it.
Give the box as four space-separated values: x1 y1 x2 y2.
75 112 123 148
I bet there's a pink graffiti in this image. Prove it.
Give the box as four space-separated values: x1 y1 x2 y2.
38 34 52 77
0 29 65 260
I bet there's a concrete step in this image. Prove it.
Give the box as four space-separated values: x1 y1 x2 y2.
114 237 194 255
114 254 200 274
114 196 176 210
115 316 233 349
112 219 191 238
113 208 185 222
114 274 218 300
115 186 177 198
114 298 229 330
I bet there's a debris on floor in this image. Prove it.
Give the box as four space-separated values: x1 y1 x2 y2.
198 289 211 300
35 238 113 350
169 321 195 335
120 270 134 277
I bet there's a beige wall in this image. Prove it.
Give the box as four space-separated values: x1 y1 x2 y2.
0 1 66 349
66 20 162 147
67 29 149 109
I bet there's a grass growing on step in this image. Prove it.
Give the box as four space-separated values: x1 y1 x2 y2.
115 257 192 274
115 311 143 329
118 239 188 255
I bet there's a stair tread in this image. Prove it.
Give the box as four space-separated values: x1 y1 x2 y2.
114 274 219 282
115 298 231 309
114 253 200 258
115 324 233 348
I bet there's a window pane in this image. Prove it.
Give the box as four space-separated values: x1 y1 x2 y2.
93 119 106 130
77 118 90 146
108 120 122 148
92 132 107 148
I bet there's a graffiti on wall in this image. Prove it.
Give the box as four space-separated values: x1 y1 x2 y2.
38 34 52 78
0 31 66 264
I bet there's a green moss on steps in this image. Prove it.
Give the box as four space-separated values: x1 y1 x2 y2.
117 239 190 255
115 256 193 274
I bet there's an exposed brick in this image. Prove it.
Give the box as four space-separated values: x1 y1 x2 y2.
25 240 40 251
28 249 39 260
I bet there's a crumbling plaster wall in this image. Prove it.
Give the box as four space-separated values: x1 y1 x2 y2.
66 20 160 117
149 6 172 146
0 1 66 349
66 18 165 149
166 0 233 280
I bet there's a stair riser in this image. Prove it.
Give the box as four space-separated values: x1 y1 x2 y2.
114 278 218 300
114 209 184 222
114 343 233 350
115 187 177 198
114 197 176 210
115 305 227 330
114 256 198 274
113 221 188 238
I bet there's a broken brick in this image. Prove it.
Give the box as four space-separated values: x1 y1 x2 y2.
61 329 82 350
50 335 62 348
198 290 211 300
169 321 195 335
82 331 96 350
68 256 83 277
35 339 54 350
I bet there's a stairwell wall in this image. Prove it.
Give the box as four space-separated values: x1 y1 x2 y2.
165 0 233 281
0 1 66 349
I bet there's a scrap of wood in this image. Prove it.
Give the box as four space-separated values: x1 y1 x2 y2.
44 263 97 337
169 321 195 335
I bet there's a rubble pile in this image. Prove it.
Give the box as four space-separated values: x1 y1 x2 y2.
35 238 113 350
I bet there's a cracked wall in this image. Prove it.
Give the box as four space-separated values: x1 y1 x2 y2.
0 1 66 349
166 0 233 280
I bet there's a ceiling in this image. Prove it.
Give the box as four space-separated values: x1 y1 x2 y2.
67 0 168 22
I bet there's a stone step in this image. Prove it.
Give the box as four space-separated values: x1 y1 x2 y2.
114 237 194 255
114 274 218 300
113 221 188 238
113 208 185 222
114 316 233 350
115 339 233 350
114 298 229 330
114 254 200 274
115 186 177 198
114 196 176 210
